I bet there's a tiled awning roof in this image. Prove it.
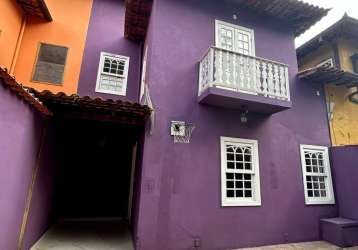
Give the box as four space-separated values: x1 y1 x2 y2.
16 0 52 22
236 0 329 37
0 67 51 115
297 15 358 58
30 90 152 125
125 0 153 41
298 64 358 86
124 0 328 41
0 67 151 124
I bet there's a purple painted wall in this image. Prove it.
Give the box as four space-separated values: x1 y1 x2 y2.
135 0 338 249
330 146 358 221
77 0 141 102
0 83 53 250
22 121 57 250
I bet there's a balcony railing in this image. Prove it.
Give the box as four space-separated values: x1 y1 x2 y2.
199 46 290 101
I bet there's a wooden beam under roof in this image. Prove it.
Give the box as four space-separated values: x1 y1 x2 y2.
16 0 52 22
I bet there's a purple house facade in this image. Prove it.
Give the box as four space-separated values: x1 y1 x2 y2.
4 0 358 249
133 1 337 249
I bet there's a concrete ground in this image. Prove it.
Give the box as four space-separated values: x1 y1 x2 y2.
237 241 358 250
30 219 134 250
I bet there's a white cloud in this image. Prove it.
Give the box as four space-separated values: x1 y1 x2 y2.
295 0 358 48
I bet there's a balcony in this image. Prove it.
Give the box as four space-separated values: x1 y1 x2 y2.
198 47 292 114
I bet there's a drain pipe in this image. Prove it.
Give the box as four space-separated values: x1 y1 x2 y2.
10 14 27 75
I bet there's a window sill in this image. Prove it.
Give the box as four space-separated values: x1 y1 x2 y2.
221 200 262 207
95 89 126 96
305 199 335 205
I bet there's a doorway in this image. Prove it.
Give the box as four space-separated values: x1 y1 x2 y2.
31 118 143 250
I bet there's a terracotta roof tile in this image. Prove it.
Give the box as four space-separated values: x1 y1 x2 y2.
0 67 52 115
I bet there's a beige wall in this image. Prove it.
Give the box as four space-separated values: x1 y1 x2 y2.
326 84 358 145
299 37 358 146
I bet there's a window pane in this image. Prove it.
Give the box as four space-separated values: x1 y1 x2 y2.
227 181 234 188
33 43 68 84
236 190 243 198
226 173 234 180
227 162 235 169
38 43 68 65
244 190 252 198
227 190 235 198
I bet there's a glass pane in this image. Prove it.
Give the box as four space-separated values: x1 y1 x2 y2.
227 181 234 188
227 190 235 198
244 190 252 198
236 190 244 197
226 173 234 179
38 43 68 65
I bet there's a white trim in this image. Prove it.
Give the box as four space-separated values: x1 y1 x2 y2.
95 52 130 96
220 137 261 207
139 46 148 102
215 20 255 56
300 144 335 205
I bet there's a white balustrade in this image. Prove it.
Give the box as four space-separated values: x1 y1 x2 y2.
199 46 290 101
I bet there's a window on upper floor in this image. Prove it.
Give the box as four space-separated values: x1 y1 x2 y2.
220 137 261 207
215 20 255 56
32 43 68 84
95 52 130 96
300 145 335 205
351 53 358 73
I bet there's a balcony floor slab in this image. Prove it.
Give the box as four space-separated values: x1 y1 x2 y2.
198 87 292 114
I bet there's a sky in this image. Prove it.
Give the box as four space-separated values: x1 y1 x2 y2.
295 0 358 48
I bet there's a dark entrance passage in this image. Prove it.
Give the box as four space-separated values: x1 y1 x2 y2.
28 91 150 250
55 119 138 220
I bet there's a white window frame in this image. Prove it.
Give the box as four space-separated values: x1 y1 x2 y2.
215 20 255 56
300 145 335 205
95 52 130 96
220 137 261 207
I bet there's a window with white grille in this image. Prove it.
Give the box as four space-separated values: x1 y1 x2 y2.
300 145 335 205
95 52 129 96
32 43 68 84
220 137 261 207
215 20 255 56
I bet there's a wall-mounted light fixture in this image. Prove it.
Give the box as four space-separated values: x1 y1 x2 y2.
240 109 249 123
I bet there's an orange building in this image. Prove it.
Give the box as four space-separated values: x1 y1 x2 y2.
0 0 92 94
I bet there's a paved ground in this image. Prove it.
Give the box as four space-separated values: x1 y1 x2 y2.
237 241 358 250
30 219 134 250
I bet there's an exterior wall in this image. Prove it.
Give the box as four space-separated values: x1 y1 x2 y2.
0 83 44 249
13 0 93 94
136 1 337 249
330 146 358 220
77 0 141 102
22 121 57 250
325 84 358 145
298 44 334 71
0 0 23 69
298 38 358 146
